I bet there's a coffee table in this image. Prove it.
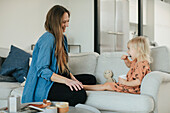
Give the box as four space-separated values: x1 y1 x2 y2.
0 102 95 113
68 106 94 113
0 106 94 113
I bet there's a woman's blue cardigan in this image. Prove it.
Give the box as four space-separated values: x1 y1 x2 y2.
22 32 68 103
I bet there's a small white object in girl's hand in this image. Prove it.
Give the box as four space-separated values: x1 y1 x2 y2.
119 75 127 80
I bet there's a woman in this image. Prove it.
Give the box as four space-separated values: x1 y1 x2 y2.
22 5 96 106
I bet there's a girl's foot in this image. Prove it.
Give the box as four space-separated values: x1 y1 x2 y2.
103 82 115 91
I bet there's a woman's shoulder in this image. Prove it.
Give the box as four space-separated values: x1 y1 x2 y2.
40 32 55 41
37 32 55 45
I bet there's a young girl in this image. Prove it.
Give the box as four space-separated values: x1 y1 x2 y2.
83 36 152 94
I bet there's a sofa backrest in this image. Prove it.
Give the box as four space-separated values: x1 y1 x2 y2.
95 52 129 84
0 47 10 57
0 48 8 70
0 57 6 69
150 46 170 74
95 46 170 84
68 52 99 75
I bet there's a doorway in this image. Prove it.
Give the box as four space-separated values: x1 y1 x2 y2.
94 0 130 53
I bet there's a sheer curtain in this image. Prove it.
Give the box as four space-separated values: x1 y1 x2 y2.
100 0 129 52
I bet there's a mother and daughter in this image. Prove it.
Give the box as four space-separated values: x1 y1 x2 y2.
22 5 151 106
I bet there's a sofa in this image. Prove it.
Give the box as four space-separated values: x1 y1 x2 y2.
0 46 170 113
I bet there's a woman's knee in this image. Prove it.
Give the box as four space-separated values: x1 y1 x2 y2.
77 89 87 102
75 74 97 85
89 75 97 85
69 89 87 106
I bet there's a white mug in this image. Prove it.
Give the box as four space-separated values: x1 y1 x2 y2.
8 95 20 112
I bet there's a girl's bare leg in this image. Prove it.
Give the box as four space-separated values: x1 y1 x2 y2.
83 84 105 91
105 82 116 91
83 82 116 91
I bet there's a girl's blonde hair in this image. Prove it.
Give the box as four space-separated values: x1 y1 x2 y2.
128 36 152 63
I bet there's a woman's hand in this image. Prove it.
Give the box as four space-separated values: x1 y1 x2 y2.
65 79 83 91
51 73 83 91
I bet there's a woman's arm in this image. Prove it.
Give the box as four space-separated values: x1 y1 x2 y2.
118 77 140 86
70 73 77 80
70 72 83 87
50 73 83 91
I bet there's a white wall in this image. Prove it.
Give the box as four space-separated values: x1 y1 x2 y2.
129 0 147 25
154 0 170 49
115 0 129 51
100 0 129 52
100 0 116 52
0 0 57 51
65 0 94 53
144 0 170 49
143 0 154 41
0 0 94 53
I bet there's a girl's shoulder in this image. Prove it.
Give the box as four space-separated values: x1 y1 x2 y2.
136 60 150 69
137 60 149 65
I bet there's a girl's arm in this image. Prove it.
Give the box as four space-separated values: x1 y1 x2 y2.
119 61 151 87
118 77 140 86
121 55 131 68
50 73 83 91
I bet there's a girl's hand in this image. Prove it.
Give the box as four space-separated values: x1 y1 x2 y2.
65 79 83 91
121 55 128 60
118 77 126 85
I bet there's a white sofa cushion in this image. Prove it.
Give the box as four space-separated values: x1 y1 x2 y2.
0 82 20 100
85 91 154 112
69 52 99 75
11 87 24 98
0 47 9 57
75 104 101 113
150 46 170 73
95 52 129 84
0 100 8 109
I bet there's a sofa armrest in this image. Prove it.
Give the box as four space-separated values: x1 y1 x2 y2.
141 71 170 97
140 71 170 113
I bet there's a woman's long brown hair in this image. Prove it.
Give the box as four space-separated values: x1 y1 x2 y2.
44 5 70 74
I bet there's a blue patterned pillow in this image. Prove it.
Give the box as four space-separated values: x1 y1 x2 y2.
0 45 31 83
